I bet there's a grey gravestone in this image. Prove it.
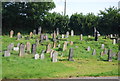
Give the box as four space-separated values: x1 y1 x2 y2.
4 51 10 57
62 34 64 38
56 28 59 36
32 44 36 54
34 54 39 60
36 39 39 46
71 30 74 36
101 44 104 49
40 34 44 42
92 49 96 55
87 46 90 51
52 51 58 62
68 48 74 61
13 47 19 51
53 41 57 48
66 31 69 38
53 30 56 41
19 44 25 57
17 32 21 40
108 49 112 62
26 42 31 53
38 27 42 35
10 30 14 38
46 43 51 53
113 39 116 45
41 50 45 59
118 51 120 61
80 34 83 40
63 41 67 51
50 50 54 58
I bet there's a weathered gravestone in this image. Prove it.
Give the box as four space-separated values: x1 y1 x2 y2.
118 51 120 61
113 39 116 45
40 50 45 59
70 41 73 45
10 30 14 38
4 51 10 57
110 34 113 38
40 34 44 42
80 34 83 40
7 43 14 52
63 41 67 51
36 39 39 46
68 48 74 61
34 54 39 60
19 44 25 57
62 34 64 39
108 49 112 62
46 43 51 53
71 30 74 36
56 28 59 36
87 46 90 51
26 42 31 53
66 31 69 38
30 32 33 38
92 49 96 55
32 44 36 54
33 30 36 35
101 44 105 49
53 41 57 48
17 32 21 40
38 27 42 35
52 51 58 62
53 30 56 41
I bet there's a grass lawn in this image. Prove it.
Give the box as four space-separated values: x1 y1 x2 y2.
1 35 119 79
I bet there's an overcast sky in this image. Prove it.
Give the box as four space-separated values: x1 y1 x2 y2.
50 0 120 16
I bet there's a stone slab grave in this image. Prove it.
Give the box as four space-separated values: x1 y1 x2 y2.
4 51 10 57
34 54 39 60
10 30 14 38
80 34 83 40
101 44 105 49
26 42 31 53
19 44 25 57
32 44 36 54
52 51 58 62
68 48 74 61
63 41 68 51
92 49 96 55
108 49 112 62
71 30 74 36
46 43 51 53
40 50 45 59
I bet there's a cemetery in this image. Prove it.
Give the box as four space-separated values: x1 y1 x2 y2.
1 1 120 80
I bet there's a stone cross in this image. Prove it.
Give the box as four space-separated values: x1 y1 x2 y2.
40 50 45 59
34 54 39 60
113 39 116 45
101 44 104 49
46 43 51 53
66 31 69 38
32 44 36 54
63 41 67 51
29 32 33 38
80 34 83 40
56 28 59 36
26 42 31 53
38 27 42 35
17 32 21 40
118 51 120 61
108 49 112 62
62 34 64 39
10 30 14 38
92 49 96 55
33 29 36 35
68 48 74 61
52 51 58 62
4 51 10 57
19 44 25 57
71 30 74 36
87 46 90 51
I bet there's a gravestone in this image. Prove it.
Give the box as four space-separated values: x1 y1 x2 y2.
4 51 10 57
26 42 31 53
53 30 56 41
45 34 48 41
56 28 59 36
19 44 25 57
17 32 21 40
7 43 14 52
17 43 20 47
40 34 44 42
53 41 57 48
70 41 73 45
94 27 97 37
108 49 112 62
63 41 67 51
92 49 96 55
33 30 36 35
110 34 113 38
95 31 98 41
66 31 69 38
50 50 54 58
52 51 58 62
113 39 116 45
13 47 19 51
101 44 104 49
40 50 45 59
87 46 90 51
103 48 108 54
34 54 39 60
62 34 64 38
38 27 42 35
29 32 33 38
32 44 36 54
10 30 14 38
58 44 61 48
46 43 51 53
71 30 74 36
118 51 120 61
88 35 91 38
36 39 39 46
68 48 74 61
80 34 83 40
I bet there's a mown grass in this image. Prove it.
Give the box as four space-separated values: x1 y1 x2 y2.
1 35 119 79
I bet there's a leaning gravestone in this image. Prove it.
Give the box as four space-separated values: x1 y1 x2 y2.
38 27 42 35
80 34 83 40
19 44 25 57
46 43 51 53
26 42 31 53
63 41 67 51
10 30 14 38
112 39 116 45
108 49 112 62
32 44 36 54
17 32 21 40
92 49 96 55
4 51 10 57
118 51 120 61
52 51 58 62
71 30 74 36
101 44 104 49
34 54 39 60
68 48 74 61
40 50 45 59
